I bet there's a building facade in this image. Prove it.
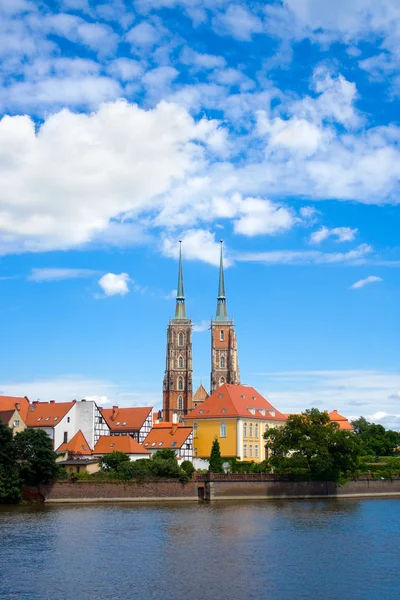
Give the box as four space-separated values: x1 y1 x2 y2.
210 244 240 394
163 243 193 422
184 384 286 463
142 423 194 462
101 406 153 443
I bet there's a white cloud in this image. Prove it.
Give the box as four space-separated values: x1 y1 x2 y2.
29 268 98 282
258 114 327 155
0 100 218 255
233 196 296 236
98 272 130 296
126 21 160 47
310 226 358 244
350 275 382 289
162 229 230 267
193 320 209 332
236 243 373 265
213 5 263 41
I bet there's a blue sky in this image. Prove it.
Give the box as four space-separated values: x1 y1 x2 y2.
0 0 399 426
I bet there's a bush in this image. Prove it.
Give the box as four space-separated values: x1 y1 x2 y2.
181 461 195 478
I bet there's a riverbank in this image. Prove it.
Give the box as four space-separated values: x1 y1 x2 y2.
25 475 400 503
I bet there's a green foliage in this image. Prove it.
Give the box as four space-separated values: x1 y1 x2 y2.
351 417 400 457
0 422 20 504
209 437 224 473
14 428 59 486
99 451 131 473
265 408 362 483
180 460 195 478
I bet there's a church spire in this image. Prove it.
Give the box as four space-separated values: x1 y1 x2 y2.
175 241 186 319
215 241 228 321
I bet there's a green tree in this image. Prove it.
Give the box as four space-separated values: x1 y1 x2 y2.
351 417 400 457
181 460 195 478
14 428 59 486
99 451 131 473
0 422 21 503
149 449 187 481
265 409 362 483
209 437 224 473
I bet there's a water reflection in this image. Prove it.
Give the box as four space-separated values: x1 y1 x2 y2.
0 500 400 600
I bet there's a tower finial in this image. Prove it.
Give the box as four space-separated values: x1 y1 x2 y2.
215 240 228 321
175 241 186 319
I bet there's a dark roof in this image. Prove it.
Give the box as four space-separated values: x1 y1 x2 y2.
0 410 15 425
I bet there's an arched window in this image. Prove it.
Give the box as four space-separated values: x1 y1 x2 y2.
178 332 184 346
249 423 253 437
220 356 225 368
255 423 259 438
178 356 183 368
243 422 247 437
220 422 227 438
219 377 225 386
178 395 183 410
178 377 184 391
220 329 225 341
193 423 198 438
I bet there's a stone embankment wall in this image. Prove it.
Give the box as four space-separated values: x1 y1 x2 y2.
27 476 400 503
39 480 198 503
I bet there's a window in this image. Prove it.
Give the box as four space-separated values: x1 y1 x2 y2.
243 422 247 437
220 329 225 341
243 444 248 458
249 445 253 458
178 377 184 391
194 448 198 457
259 409 265 416
13 420 19 427
178 395 183 410
63 432 68 444
45 417 50 421
158 442 163 446
268 409 275 417
255 445 259 458
249 423 253 437
193 423 198 438
178 356 183 368
219 377 225 385
151 442 156 447
220 422 227 438
220 356 225 368
171 441 177 447
67 417 70 423
178 332 184 346
249 408 255 415
199 409 204 414
221 408 227 413
255 423 259 438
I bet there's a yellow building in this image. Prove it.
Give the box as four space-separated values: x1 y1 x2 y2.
184 383 286 463
0 408 27 436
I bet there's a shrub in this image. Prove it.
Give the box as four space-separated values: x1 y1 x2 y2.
181 461 195 478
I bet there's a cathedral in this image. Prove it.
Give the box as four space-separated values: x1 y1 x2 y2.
162 242 240 422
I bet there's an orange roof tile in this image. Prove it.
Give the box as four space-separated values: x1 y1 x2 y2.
142 425 192 450
328 410 354 431
186 384 287 422
56 430 92 455
26 401 75 427
94 435 150 455
0 395 30 421
102 406 152 432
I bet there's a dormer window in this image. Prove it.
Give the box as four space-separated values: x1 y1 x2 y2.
259 409 265 416
268 410 275 417
249 408 255 415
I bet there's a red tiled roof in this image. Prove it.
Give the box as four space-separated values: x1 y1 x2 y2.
56 430 92 455
94 435 150 455
26 401 75 427
142 425 192 450
102 406 152 432
329 410 354 431
0 395 30 421
186 384 286 421
0 410 15 425
193 384 209 402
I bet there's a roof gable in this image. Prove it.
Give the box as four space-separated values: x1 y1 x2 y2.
94 435 150 455
0 410 16 425
328 410 354 431
187 384 286 421
0 395 30 421
56 430 92 455
142 425 192 449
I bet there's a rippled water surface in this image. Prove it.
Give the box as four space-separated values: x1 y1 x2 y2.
0 499 399 600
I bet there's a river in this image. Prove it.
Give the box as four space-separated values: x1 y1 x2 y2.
0 499 399 600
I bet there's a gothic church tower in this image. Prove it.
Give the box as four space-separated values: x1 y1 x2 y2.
163 243 193 422
210 243 240 393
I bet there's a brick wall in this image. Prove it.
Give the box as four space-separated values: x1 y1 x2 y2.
40 480 198 501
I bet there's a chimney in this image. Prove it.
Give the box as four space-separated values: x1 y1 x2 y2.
171 424 178 435
172 412 178 424
112 406 118 421
15 402 21 412
32 400 39 405
50 400 55 404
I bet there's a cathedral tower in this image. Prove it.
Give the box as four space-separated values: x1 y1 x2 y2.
210 243 240 393
163 243 193 422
